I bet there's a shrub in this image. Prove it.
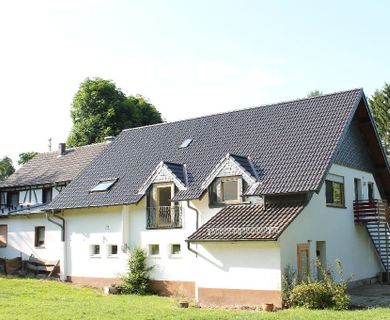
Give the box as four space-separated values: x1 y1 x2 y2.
289 259 351 310
119 247 153 295
281 265 297 304
289 282 333 309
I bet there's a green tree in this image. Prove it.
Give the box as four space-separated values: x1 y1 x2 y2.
369 83 390 156
18 151 38 165
120 247 153 295
0 156 15 181
67 78 163 147
307 90 323 98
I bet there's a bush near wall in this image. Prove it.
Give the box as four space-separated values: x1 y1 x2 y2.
285 259 351 310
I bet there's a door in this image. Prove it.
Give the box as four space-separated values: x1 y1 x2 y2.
354 178 362 201
297 243 310 281
156 186 172 226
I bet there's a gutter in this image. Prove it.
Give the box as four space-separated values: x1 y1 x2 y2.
186 200 200 256
46 210 65 241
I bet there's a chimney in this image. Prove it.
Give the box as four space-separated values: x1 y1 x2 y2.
58 143 66 156
104 136 115 143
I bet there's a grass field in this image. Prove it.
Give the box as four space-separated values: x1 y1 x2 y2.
1 277 390 320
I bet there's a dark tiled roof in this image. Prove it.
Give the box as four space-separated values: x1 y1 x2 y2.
164 162 188 187
48 89 363 210
0 143 107 189
187 202 306 241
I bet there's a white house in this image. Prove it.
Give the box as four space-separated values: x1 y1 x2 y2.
1 88 389 308
0 142 107 273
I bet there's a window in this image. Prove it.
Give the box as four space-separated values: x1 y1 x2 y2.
0 225 7 248
325 174 344 207
221 178 239 202
149 244 160 256
90 179 118 192
42 187 52 204
108 244 118 256
170 244 181 256
368 182 375 201
179 138 193 148
90 244 100 256
7 191 19 208
209 176 241 205
34 226 45 248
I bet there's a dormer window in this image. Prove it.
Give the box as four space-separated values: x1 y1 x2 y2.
146 183 182 229
209 176 243 206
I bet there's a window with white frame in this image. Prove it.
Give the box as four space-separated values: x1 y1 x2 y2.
325 174 345 207
170 244 181 256
34 226 45 248
0 225 7 248
209 176 242 205
90 244 101 257
108 244 118 256
149 244 160 256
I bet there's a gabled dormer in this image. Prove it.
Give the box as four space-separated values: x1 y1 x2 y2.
200 154 260 206
138 161 189 229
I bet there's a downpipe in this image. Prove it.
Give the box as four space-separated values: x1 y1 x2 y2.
46 210 66 281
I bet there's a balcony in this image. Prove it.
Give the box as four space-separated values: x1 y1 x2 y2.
146 205 182 229
353 200 390 224
0 203 45 215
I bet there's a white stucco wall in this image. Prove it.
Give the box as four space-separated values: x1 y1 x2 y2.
0 213 62 262
194 241 281 291
64 206 127 279
128 198 198 282
279 164 382 281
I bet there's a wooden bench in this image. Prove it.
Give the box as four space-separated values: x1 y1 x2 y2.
26 257 60 278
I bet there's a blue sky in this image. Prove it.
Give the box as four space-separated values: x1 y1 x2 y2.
0 0 389 164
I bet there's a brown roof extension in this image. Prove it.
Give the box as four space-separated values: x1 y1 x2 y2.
187 202 306 241
0 143 107 189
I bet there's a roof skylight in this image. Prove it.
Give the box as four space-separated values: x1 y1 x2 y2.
90 179 118 192
179 138 193 149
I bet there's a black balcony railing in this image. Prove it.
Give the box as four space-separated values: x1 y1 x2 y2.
147 205 182 229
0 203 44 215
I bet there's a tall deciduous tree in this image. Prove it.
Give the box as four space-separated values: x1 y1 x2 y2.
18 151 38 165
0 156 15 181
307 90 323 98
369 83 390 156
67 78 163 147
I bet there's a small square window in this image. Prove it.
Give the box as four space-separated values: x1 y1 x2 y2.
109 244 118 256
149 244 159 256
34 226 45 248
171 244 181 255
90 244 100 256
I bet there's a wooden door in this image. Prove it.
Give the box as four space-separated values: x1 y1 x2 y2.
297 243 310 280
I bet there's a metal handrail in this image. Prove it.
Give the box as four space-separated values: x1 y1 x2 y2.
146 205 182 229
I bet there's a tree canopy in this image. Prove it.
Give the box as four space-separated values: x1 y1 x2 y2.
0 156 15 181
307 90 323 98
18 151 38 165
369 83 390 156
67 78 163 147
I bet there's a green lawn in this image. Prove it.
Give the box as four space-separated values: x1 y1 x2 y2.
1 277 390 320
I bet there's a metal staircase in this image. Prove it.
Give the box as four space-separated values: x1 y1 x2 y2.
354 200 390 281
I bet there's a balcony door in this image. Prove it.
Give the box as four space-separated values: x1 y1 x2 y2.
156 185 173 227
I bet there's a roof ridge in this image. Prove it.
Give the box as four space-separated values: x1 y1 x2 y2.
34 141 107 156
121 88 363 134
